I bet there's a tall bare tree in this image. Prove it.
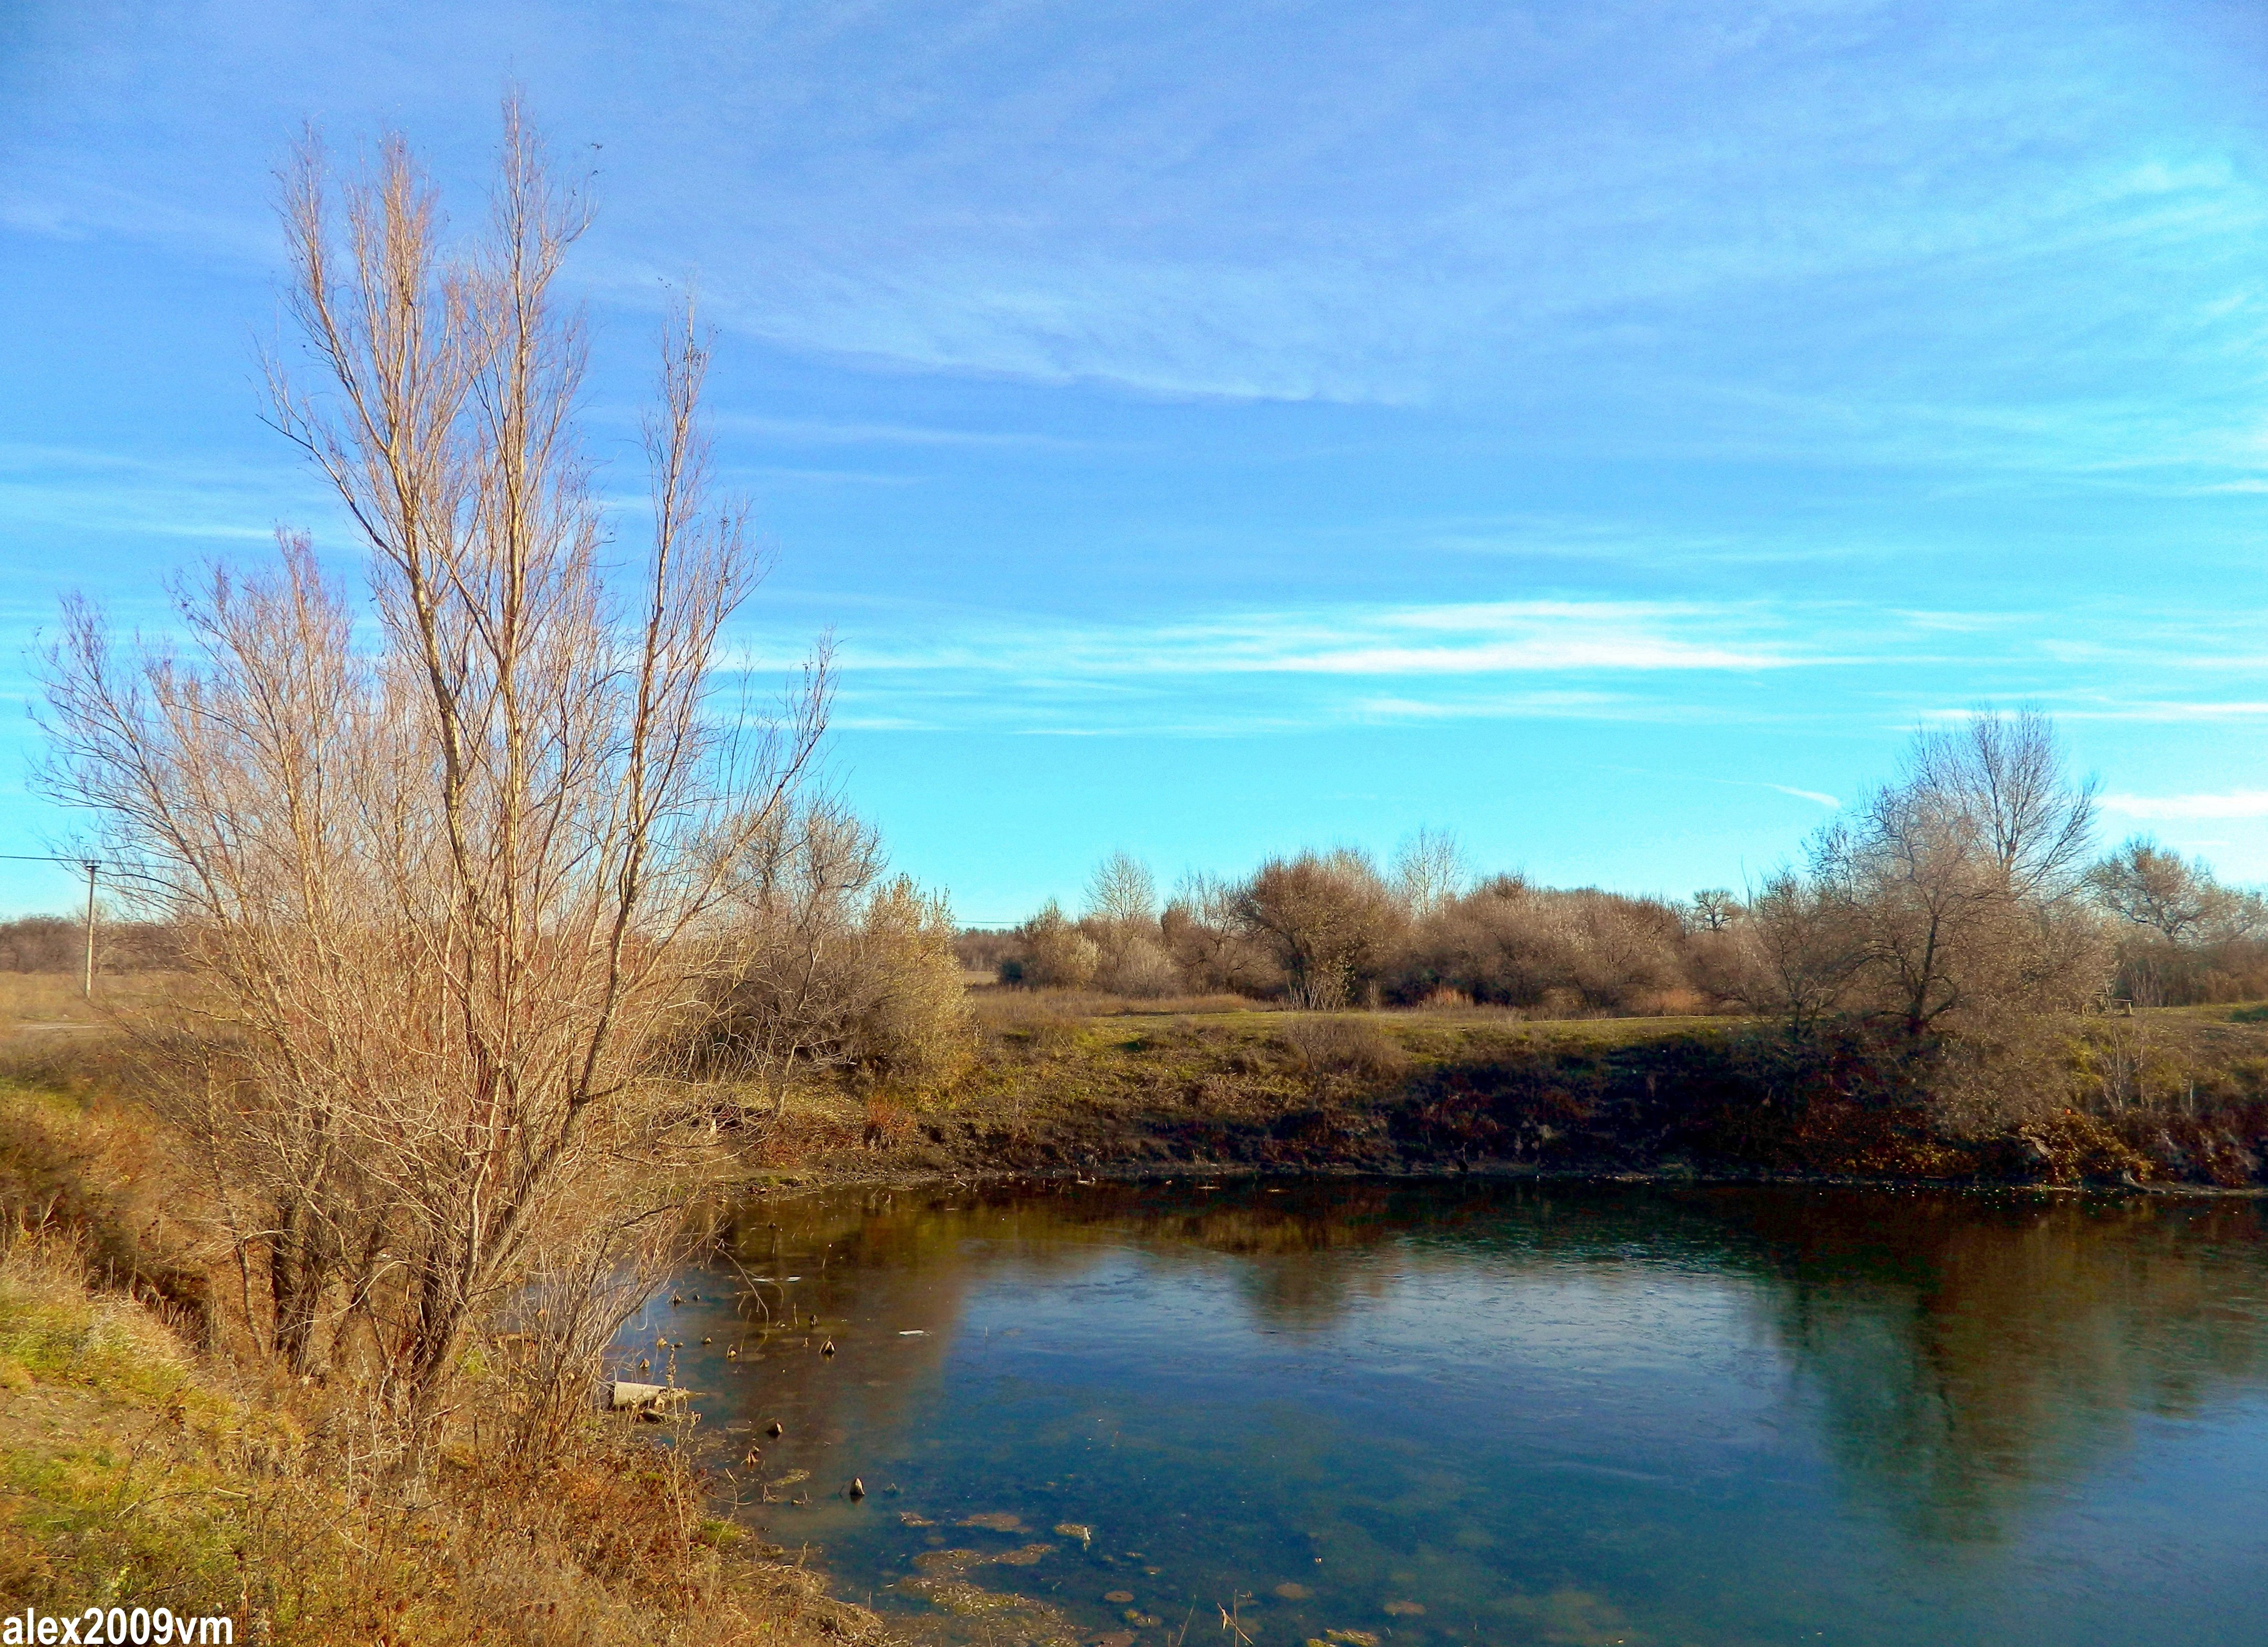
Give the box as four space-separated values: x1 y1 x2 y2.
1807 711 2102 1036
39 102 826 1449
1391 826 1467 920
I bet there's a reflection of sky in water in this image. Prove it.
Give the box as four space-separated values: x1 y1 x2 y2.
643 1185 2268 1647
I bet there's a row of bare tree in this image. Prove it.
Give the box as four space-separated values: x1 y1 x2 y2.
986 713 2264 1029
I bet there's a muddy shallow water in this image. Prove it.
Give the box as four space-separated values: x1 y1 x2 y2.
629 1180 2268 1646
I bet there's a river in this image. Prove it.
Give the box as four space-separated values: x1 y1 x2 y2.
632 1180 2268 1646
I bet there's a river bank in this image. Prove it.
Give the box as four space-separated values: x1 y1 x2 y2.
741 1000 2268 1191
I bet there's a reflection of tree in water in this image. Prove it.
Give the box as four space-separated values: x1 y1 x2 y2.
1720 1192 2268 1543
706 1182 2268 1549
746 1180 1462 1334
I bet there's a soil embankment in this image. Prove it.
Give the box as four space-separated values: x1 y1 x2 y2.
752 1004 2268 1191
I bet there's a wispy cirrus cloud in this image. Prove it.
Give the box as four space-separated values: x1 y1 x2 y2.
1768 785 1841 809
2102 791 2268 820
819 598 1823 684
0 442 313 545
734 595 1837 736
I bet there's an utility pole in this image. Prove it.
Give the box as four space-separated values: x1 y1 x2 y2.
82 859 97 1000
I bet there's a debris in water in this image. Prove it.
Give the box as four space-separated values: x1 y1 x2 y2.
1104 1592 1135 1605
766 1419 784 1437
849 1477 866 1499
821 1338 836 1357
899 1512 936 1527
1053 1522 1094 1546
899 1329 927 1336
959 1512 1026 1532
1382 1602 1425 1618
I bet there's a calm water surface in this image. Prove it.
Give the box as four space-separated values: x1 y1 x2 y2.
633 1182 2268 1646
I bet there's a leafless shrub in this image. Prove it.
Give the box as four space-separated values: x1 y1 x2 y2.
1002 900 1101 989
1162 872 1276 995
1719 870 1866 1035
700 800 878 1100
1233 849 1404 1009
1275 1015 1409 1085
1387 876 1690 1014
36 103 826 1457
848 875 974 1087
698 816 971 1110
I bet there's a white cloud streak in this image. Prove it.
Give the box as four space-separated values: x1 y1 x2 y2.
1768 785 1842 809
822 599 1822 682
2102 791 2268 820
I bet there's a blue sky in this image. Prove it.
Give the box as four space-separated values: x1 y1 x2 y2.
4 0 2267 919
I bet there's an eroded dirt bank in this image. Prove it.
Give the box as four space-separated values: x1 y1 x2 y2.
739 1006 2268 1192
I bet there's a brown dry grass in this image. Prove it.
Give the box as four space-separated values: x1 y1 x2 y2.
0 1020 887 1646
0 970 188 1037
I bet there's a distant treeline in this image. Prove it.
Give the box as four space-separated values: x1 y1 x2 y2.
0 915 182 973
963 712 2268 1023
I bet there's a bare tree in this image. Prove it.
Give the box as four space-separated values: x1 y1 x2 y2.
1809 712 2103 1037
1391 826 1467 920
1736 870 1865 1036
38 104 826 1452
2088 836 2242 942
1161 872 1272 995
1084 851 1158 928
1688 888 1741 933
1910 709 2098 904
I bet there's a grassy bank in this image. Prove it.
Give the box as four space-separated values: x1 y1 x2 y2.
753 996 2268 1189
0 1066 886 1644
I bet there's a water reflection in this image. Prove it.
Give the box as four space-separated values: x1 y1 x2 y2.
627 1182 2268 1647
1730 1193 2268 1542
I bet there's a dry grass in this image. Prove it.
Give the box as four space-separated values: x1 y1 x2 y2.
0 1231 889 1643
0 1020 887 1646
0 971 187 1038
971 987 1272 1027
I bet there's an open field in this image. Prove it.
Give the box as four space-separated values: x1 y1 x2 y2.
0 971 185 1038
